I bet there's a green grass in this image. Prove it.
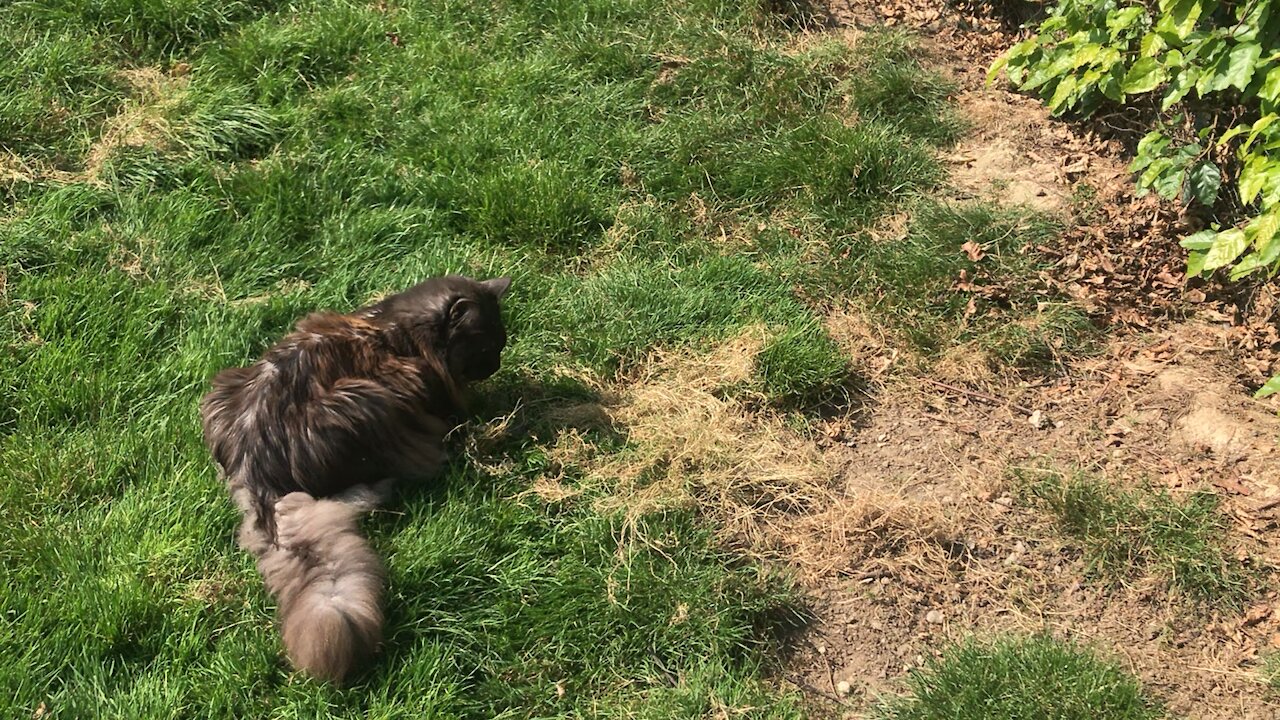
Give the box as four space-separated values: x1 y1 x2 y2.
1264 653 1280 695
1 0 1087 715
876 634 1167 720
1018 468 1254 605
825 199 1098 371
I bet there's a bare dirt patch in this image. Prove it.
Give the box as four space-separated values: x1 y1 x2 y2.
786 317 1280 718
946 90 1079 213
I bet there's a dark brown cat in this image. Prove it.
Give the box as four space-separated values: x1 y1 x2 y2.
200 274 511 683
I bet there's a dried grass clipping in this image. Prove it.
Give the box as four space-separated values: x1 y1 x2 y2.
531 329 959 583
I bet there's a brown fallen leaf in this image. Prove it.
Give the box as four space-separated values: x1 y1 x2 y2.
1242 603 1272 627
961 240 985 262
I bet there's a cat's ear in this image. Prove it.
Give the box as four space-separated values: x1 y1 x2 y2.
481 276 512 300
448 297 479 327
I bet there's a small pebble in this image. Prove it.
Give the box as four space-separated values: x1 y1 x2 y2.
836 680 852 697
925 609 944 624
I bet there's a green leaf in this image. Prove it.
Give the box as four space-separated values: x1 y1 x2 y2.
1224 42 1263 91
1162 66 1199 109
986 53 1010 86
1150 160 1186 199
1180 229 1216 249
1121 57 1167 93
1138 156 1176 194
1250 210 1280 250
1173 141 1202 162
1196 39 1233 95
1203 228 1249 270
1101 73 1124 101
1229 251 1268 280
1238 154 1273 204
1218 124 1250 145
1187 161 1221 205
1233 0 1268 42
1254 375 1280 399
1049 74 1080 113
1135 130 1171 156
1160 0 1203 39
1243 114 1278 151
1024 50 1080 91
1107 6 1145 33
1006 38 1039 62
1252 223 1280 269
1259 66 1280 102
1140 31 1167 57
1071 43 1104 69
1186 249 1208 276
1095 46 1125 70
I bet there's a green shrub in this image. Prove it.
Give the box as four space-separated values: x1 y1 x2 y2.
990 0 1280 394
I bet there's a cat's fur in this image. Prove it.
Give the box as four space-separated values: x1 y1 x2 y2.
241 484 390 684
200 275 511 683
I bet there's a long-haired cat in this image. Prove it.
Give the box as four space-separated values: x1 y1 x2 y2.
200 275 511 683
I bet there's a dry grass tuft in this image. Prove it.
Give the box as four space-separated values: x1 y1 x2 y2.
790 487 961 580
3 68 190 188
523 328 965 584
933 341 998 386
82 68 189 182
825 307 905 380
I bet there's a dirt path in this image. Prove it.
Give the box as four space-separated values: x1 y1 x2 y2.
773 1 1280 716
792 318 1280 718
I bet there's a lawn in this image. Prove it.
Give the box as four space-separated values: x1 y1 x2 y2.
1 0 1126 717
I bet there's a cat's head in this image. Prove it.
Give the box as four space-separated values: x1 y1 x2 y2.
368 275 511 382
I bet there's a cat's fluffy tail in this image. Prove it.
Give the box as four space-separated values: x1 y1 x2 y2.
237 484 389 684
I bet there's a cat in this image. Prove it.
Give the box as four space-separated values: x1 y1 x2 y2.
200 274 511 683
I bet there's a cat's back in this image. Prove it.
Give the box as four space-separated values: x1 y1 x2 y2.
201 312 384 437
220 312 392 394
266 311 385 379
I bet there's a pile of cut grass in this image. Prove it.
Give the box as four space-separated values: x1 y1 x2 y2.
2 0 1088 715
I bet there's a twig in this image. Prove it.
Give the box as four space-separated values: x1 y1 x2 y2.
918 377 1035 415
783 673 849 706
